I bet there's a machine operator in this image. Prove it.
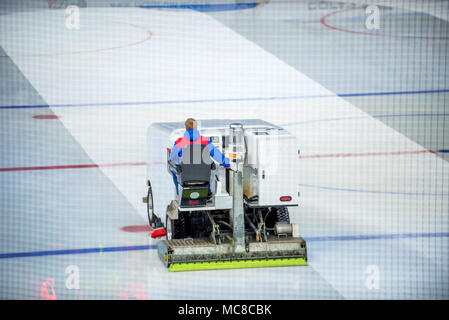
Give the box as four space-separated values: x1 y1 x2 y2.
170 118 230 194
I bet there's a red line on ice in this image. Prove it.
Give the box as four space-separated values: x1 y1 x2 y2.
0 150 438 172
0 162 149 172
121 225 152 233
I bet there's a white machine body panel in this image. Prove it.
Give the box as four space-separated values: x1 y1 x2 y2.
243 128 299 207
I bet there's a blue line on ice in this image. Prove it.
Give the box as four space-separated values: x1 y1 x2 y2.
1 89 448 110
0 245 157 259
139 2 258 12
1 232 448 259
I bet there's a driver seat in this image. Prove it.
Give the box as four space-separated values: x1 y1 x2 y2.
177 144 215 207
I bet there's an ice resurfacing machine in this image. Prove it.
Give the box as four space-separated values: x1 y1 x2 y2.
144 119 307 271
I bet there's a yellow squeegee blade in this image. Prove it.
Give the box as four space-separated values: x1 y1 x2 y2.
168 257 307 272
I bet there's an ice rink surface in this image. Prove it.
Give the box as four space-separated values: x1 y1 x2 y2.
0 0 448 299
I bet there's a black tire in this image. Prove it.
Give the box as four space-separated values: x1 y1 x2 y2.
276 207 290 223
146 183 154 227
189 211 213 238
265 207 290 229
170 211 186 239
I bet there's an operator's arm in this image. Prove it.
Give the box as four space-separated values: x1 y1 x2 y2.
207 141 230 168
170 142 181 165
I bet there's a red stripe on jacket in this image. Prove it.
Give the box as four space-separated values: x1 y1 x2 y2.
175 136 209 149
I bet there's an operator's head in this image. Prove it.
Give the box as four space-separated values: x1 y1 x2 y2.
185 118 198 131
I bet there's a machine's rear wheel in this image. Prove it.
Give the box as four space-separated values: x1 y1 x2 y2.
146 182 155 227
167 212 187 239
276 207 290 223
265 207 290 229
188 211 213 238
